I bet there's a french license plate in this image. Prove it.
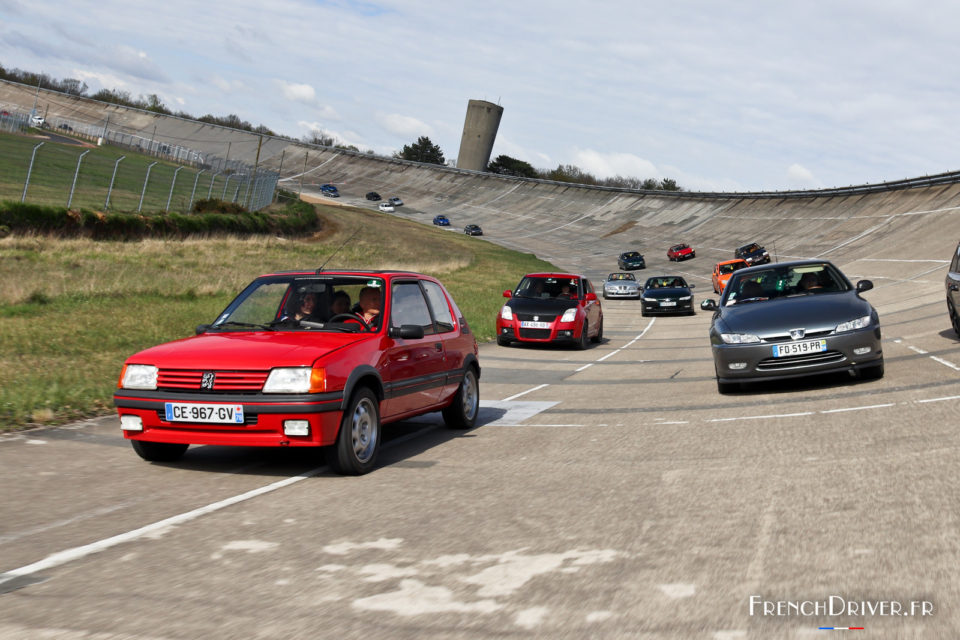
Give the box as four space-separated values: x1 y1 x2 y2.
520 321 551 329
164 402 244 424
660 301 677 306
773 339 827 358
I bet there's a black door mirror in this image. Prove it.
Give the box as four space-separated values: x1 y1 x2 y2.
389 324 425 340
195 324 210 335
856 280 874 293
700 300 717 311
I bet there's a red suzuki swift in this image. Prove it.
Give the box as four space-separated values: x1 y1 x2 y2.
495 272 603 349
114 270 480 475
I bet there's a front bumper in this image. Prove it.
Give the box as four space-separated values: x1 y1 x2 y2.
604 288 641 298
712 327 883 383
113 389 345 447
496 320 582 344
642 298 694 314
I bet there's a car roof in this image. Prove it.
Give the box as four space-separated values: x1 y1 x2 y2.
258 270 428 278
732 259 833 276
716 258 749 267
522 272 583 279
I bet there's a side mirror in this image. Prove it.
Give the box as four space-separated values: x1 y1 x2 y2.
856 280 873 293
196 324 210 335
701 300 717 311
502 289 512 298
688 284 696 289
585 292 597 301
388 324 425 340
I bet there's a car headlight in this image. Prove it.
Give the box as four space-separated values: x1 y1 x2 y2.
835 315 871 333
679 296 692 301
500 305 513 321
263 367 325 393
642 297 656 302
560 308 577 323
120 364 158 390
720 333 761 344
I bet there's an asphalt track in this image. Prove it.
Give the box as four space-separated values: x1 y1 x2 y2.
2 86 960 638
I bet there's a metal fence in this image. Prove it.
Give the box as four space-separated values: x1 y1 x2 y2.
2 126 278 213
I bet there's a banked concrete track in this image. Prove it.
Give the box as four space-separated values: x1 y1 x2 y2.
3 82 960 639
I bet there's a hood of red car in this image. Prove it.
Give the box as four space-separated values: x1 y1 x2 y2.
125 331 371 369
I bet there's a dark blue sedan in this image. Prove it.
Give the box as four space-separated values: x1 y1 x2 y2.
433 215 451 226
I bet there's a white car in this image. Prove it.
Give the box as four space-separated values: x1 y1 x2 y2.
29 114 45 127
378 202 395 212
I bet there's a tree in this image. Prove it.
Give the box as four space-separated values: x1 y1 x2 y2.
396 136 445 165
487 155 538 178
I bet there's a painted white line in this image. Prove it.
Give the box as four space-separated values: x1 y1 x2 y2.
916 394 960 404
501 384 549 402
597 349 621 362
575 363 594 372
931 356 960 371
707 412 814 423
656 421 690 425
0 467 326 587
819 403 894 414
908 346 929 354
858 258 950 263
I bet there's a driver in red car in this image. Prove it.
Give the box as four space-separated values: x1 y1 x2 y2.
355 286 382 328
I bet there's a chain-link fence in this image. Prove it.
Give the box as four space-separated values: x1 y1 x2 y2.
1 129 278 213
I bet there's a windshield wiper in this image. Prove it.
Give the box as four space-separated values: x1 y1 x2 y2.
212 321 276 331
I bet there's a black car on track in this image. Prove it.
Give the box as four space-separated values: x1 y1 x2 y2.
641 276 695 316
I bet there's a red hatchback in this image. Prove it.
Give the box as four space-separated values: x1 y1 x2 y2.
496 273 603 349
667 243 696 261
114 271 480 475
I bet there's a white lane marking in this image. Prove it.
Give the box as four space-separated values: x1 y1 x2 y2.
931 356 960 371
501 384 549 402
908 346 929 354
916 394 960 404
575 363 594 372
597 350 621 361
625 317 656 347
0 467 325 587
819 403 895 414
707 412 814 422
858 258 950 263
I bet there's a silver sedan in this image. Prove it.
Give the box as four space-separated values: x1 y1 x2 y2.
701 260 884 393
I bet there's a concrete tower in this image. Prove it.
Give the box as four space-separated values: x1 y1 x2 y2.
456 99 504 171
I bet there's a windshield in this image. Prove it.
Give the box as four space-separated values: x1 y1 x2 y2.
622 252 641 259
515 276 580 299
645 277 688 289
719 262 747 275
740 243 762 253
211 275 385 331
608 273 636 281
723 263 849 306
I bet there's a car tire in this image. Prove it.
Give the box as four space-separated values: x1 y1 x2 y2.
130 440 188 462
577 322 590 350
717 378 739 394
641 308 648 317
327 387 380 475
442 367 479 430
861 360 885 381
950 301 960 337
591 318 603 343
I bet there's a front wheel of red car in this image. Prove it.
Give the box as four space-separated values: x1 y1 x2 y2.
591 318 603 343
577 322 590 350
131 440 188 462
328 387 381 475
442 367 479 430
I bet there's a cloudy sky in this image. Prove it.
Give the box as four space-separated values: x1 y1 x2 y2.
1 0 958 191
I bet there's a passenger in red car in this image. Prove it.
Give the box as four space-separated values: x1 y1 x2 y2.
294 292 319 321
331 290 351 316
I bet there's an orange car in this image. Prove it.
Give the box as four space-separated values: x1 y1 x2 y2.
712 259 750 294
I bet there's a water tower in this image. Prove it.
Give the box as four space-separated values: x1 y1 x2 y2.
456 99 503 171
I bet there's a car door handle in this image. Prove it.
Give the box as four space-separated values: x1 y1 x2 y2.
434 342 443 351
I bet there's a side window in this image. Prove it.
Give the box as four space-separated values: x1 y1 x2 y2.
421 281 455 333
951 244 960 273
390 282 435 336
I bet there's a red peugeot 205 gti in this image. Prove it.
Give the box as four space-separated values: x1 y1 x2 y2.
114 270 480 475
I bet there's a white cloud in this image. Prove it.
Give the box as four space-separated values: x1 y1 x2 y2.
571 149 659 180
279 81 317 103
786 163 822 189
376 113 434 139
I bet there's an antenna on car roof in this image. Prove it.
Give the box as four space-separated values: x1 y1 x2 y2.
316 227 362 274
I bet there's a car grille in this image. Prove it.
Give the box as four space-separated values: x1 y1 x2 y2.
762 329 832 344
157 369 270 392
518 328 552 339
516 313 557 322
756 350 845 370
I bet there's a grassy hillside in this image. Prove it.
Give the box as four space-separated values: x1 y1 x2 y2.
0 203 555 430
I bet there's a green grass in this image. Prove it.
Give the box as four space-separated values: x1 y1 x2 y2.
0 130 239 213
0 203 555 430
